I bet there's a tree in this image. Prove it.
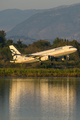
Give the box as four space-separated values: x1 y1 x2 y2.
33 40 51 50
0 30 6 44
6 39 13 46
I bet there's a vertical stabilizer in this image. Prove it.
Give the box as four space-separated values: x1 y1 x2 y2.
9 45 21 61
9 45 21 56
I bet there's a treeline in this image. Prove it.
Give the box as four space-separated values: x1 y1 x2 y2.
0 30 80 68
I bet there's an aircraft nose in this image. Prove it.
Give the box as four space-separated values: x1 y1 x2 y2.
75 48 77 51
74 48 77 52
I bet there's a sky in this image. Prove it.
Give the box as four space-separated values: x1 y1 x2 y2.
0 0 80 11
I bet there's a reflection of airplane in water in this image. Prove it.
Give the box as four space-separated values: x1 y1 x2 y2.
9 45 77 63
9 78 76 120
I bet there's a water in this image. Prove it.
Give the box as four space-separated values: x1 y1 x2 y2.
0 77 80 120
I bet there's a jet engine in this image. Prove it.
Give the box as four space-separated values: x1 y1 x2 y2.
40 55 50 61
56 55 69 61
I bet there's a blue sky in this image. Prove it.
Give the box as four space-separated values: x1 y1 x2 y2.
0 0 80 11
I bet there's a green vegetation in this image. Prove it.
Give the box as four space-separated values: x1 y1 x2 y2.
0 30 80 70
0 68 80 77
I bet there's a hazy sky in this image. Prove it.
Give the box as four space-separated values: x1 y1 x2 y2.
0 0 80 11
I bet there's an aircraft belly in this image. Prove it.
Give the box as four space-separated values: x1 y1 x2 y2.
25 59 39 63
15 61 21 63
13 57 39 63
21 58 39 63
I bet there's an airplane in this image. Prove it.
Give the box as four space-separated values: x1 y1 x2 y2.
9 45 77 64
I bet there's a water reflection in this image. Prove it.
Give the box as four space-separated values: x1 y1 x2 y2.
0 78 10 120
0 77 79 120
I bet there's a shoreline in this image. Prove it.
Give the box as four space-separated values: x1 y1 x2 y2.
0 68 80 77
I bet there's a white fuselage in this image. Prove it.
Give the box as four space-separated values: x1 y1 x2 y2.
12 45 77 63
32 45 77 57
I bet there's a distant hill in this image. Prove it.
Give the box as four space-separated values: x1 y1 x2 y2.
7 3 80 43
7 35 37 45
0 9 43 31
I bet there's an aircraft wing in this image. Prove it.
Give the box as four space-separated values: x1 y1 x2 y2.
14 54 43 59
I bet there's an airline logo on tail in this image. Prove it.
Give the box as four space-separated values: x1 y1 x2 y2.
9 45 22 62
9 45 21 55
10 49 17 56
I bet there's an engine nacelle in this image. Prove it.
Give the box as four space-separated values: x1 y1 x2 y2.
40 55 50 61
61 57 65 61
57 56 67 61
61 55 69 61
